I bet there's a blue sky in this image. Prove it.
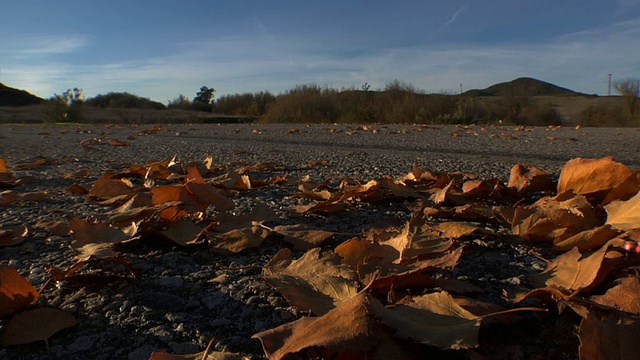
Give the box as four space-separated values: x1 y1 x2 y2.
1 0 639 102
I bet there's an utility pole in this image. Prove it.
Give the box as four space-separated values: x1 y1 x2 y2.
608 73 612 96
459 83 463 95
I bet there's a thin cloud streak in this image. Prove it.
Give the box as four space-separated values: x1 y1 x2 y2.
2 35 90 57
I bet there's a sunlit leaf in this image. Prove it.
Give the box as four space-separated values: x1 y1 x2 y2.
0 265 39 318
557 157 636 204
605 191 640 231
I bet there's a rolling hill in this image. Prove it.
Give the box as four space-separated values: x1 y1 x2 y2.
464 77 584 97
0 83 44 106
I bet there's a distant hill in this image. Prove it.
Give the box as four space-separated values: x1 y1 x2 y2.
85 92 166 110
464 77 583 97
0 83 44 106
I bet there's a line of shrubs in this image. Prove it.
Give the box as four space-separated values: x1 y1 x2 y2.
44 82 639 126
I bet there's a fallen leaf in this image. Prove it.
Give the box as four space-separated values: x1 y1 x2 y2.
88 177 134 200
272 224 335 250
372 291 480 349
185 167 235 212
557 157 636 205
157 219 210 246
252 292 381 359
529 243 612 294
109 139 129 146
552 225 621 252
0 307 77 346
0 265 39 318
605 191 640 230
433 221 492 239
0 225 30 247
508 163 554 193
263 248 360 315
512 192 597 242
0 191 48 205
578 312 640 360
209 226 268 255
591 277 640 315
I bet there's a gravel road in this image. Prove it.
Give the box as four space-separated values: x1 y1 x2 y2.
1 123 639 359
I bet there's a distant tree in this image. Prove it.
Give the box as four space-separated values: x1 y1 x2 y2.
614 78 639 116
45 88 83 123
167 94 192 110
193 86 216 111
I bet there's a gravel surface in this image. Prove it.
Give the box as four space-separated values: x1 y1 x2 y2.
1 123 639 359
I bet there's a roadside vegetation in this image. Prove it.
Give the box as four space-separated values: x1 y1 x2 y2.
1 78 638 126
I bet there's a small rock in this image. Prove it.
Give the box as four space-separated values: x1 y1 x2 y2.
68 335 97 352
154 276 184 288
169 342 200 354
202 293 226 310
128 345 157 360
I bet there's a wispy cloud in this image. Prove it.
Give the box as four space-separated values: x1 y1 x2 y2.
2 34 90 57
436 3 468 33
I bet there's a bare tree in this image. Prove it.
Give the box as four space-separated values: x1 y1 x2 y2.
613 78 639 116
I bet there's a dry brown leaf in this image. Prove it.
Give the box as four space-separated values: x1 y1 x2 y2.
530 243 612 294
0 265 39 318
263 248 360 315
605 191 640 230
552 225 621 252
0 225 30 247
578 312 640 360
0 191 48 205
433 221 492 239
252 292 381 359
372 291 481 349
157 219 210 246
33 220 70 237
512 192 597 242
209 171 251 190
185 166 235 212
0 158 6 173
67 183 89 195
363 247 463 291
296 182 332 201
591 277 640 314
508 163 554 193
0 307 77 346
429 179 456 204
109 139 129 146
88 177 134 200
209 226 268 255
272 224 335 251
557 157 635 204
69 217 136 259
151 185 207 221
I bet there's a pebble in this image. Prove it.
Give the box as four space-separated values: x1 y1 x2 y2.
154 276 184 288
68 335 97 352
